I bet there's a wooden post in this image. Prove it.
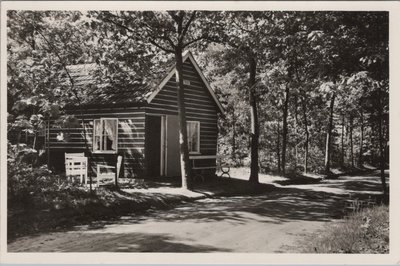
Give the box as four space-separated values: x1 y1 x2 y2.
115 167 118 188
115 155 122 188
115 157 118 188
97 165 100 188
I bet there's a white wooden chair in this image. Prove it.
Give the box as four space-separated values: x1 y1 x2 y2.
96 155 123 187
65 152 88 184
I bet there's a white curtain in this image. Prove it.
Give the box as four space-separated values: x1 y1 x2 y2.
93 120 101 150
104 119 117 150
187 122 199 152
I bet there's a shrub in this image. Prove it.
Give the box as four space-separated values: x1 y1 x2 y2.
7 142 85 210
306 205 389 253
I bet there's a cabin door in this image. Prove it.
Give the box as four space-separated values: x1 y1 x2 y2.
146 115 165 177
165 115 181 177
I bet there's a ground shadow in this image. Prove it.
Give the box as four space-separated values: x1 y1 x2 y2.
103 173 386 227
100 187 350 228
274 173 323 185
12 231 231 252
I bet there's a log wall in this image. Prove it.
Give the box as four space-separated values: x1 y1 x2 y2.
47 107 146 177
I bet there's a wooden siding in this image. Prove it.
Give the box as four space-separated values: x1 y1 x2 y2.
46 58 219 177
147 60 219 159
47 107 146 177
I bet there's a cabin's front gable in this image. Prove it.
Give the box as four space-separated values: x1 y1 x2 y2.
143 54 220 177
146 55 219 156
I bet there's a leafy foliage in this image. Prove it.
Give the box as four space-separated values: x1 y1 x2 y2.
7 142 81 210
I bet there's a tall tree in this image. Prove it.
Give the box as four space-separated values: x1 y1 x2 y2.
358 104 364 167
281 83 290 175
300 95 310 173
324 86 336 175
204 12 278 183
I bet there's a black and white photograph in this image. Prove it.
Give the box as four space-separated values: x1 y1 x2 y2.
0 1 398 264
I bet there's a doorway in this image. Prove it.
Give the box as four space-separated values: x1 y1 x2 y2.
146 115 165 177
146 114 181 177
165 115 180 177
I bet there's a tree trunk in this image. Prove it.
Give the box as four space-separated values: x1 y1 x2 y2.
69 91 92 190
324 93 336 175
301 96 309 173
381 110 389 165
377 86 388 196
341 113 345 168
358 105 364 167
46 120 50 169
32 131 38 166
349 115 354 168
281 84 290 175
248 55 259 183
294 95 299 170
277 122 281 173
175 48 192 190
232 108 236 157
33 132 37 151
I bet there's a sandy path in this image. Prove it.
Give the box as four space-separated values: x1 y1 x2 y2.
9 197 327 253
8 173 384 253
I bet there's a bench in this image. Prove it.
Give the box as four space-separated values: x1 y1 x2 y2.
189 155 230 181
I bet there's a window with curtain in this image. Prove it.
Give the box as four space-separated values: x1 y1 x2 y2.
93 118 118 152
187 121 200 153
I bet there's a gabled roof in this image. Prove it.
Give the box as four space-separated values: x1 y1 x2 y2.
147 51 224 114
64 63 153 108
65 51 224 114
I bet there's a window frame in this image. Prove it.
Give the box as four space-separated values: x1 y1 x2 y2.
92 118 118 154
187 120 200 154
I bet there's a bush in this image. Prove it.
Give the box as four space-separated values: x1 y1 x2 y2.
7 142 85 210
306 205 389 253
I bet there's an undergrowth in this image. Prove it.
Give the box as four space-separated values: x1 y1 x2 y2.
305 204 389 253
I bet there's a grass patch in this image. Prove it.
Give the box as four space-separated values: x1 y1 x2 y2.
305 205 389 253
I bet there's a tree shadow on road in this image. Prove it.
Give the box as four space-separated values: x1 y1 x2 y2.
105 174 386 228
100 187 350 228
11 231 231 252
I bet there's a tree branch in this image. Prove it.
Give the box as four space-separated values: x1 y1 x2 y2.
101 15 139 37
180 11 197 43
102 13 177 53
232 17 254 34
159 34 176 49
149 39 174 53
167 11 181 24
35 28 75 91
183 35 207 48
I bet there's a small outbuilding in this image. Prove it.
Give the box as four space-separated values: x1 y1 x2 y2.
46 51 224 178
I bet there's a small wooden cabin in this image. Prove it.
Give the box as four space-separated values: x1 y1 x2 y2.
46 51 224 178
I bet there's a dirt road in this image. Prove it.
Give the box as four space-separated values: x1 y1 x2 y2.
8 172 385 252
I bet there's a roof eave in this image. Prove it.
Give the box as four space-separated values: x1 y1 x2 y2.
64 101 147 111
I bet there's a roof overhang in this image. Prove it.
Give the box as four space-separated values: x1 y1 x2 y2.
147 51 225 115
